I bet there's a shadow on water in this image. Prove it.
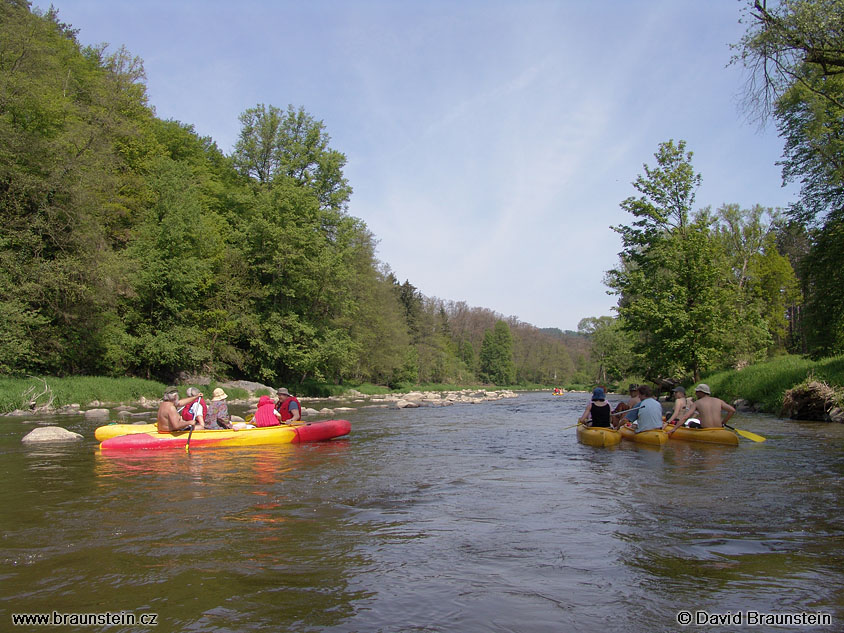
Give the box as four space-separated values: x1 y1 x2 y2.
0 392 842 632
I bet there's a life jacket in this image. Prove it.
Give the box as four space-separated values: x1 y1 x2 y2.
254 395 279 427
180 397 208 421
275 396 301 422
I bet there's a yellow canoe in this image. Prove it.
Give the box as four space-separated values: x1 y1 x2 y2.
98 419 350 451
619 425 668 446
576 424 622 447
665 424 739 446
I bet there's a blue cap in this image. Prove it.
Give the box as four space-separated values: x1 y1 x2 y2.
592 387 605 400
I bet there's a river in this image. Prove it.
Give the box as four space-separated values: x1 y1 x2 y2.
1 392 842 632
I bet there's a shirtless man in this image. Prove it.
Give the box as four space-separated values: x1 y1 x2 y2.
671 383 735 433
612 383 640 428
157 389 198 432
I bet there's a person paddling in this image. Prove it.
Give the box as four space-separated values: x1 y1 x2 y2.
157 389 201 432
579 387 613 427
667 385 692 425
625 384 663 433
671 384 735 433
180 386 207 429
612 383 640 426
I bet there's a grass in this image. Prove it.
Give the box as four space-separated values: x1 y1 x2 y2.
701 354 844 413
0 376 257 414
0 376 167 413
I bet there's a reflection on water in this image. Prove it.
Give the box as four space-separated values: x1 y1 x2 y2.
1 394 842 632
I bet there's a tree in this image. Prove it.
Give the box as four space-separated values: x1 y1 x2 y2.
232 104 352 211
577 316 633 384
479 320 516 385
734 0 844 354
734 0 844 122
607 140 728 381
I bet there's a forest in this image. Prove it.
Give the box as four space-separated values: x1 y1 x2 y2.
0 0 587 390
1 0 842 391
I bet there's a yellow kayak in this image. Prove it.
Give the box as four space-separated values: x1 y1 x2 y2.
665 424 739 446
576 424 622 447
96 420 350 451
94 421 308 441
619 425 668 446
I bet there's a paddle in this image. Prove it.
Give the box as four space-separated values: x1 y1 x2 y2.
185 424 195 453
561 422 584 430
724 423 766 442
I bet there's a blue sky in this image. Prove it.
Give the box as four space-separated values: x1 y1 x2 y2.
47 0 796 331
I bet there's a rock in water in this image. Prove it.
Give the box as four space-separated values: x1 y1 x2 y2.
22 427 83 443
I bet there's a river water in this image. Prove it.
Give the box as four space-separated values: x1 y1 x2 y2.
1 392 843 632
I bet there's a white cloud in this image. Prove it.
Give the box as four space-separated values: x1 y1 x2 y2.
50 0 796 330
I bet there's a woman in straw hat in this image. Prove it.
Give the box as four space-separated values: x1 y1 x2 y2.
205 387 233 429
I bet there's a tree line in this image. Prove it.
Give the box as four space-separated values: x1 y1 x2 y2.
580 0 844 386
0 1 591 389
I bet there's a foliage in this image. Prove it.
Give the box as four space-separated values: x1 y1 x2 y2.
479 320 516 385
607 141 733 381
702 353 844 413
577 316 634 383
734 0 844 355
0 3 599 390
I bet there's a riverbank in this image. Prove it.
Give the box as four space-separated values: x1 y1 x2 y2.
701 354 844 421
0 375 518 418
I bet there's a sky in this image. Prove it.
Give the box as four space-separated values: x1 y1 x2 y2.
45 0 797 332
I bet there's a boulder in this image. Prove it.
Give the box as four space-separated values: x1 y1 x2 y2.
22 426 83 443
302 407 320 417
827 407 844 423
83 408 110 420
733 399 754 412
396 399 420 409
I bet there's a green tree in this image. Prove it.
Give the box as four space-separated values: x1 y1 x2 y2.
233 103 352 211
479 320 516 385
734 0 844 355
577 316 633 384
607 140 727 381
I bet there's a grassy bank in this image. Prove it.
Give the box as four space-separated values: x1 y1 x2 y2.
0 376 167 413
701 354 844 413
0 377 252 414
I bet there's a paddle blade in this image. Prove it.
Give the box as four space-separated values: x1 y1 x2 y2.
735 427 766 442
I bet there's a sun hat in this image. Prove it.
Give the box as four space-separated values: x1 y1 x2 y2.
672 386 686 394
258 395 273 406
212 388 228 401
591 387 606 401
277 387 291 397
694 383 711 395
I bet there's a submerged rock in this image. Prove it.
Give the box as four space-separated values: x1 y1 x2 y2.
22 427 83 443
83 408 110 420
